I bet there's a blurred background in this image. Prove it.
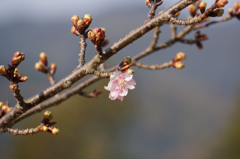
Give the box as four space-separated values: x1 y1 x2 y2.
0 0 240 159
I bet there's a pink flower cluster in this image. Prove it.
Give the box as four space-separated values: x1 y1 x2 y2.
104 71 136 101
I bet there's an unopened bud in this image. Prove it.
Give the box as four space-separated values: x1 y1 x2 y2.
173 52 187 62
188 4 197 17
172 61 185 69
120 56 132 66
50 63 57 74
40 52 47 65
71 26 79 36
95 28 105 46
88 28 105 48
234 2 240 11
196 42 203 49
174 12 180 17
6 107 12 113
0 102 4 109
71 15 79 25
13 68 18 76
15 73 22 80
145 0 151 7
119 56 132 71
209 9 224 17
76 19 84 31
1 105 11 113
0 65 7 76
228 8 234 16
40 125 48 132
199 34 209 41
9 83 18 92
51 127 59 135
84 14 92 27
20 76 28 82
216 0 228 8
12 52 25 66
199 2 207 13
125 68 135 75
43 111 53 121
35 62 44 72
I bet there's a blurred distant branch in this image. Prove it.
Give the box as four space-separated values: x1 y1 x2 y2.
0 0 239 135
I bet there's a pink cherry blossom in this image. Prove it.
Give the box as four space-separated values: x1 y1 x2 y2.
104 71 136 101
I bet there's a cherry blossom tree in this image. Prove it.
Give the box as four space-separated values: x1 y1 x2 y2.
0 0 238 135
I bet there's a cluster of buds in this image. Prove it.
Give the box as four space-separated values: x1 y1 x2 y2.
145 0 163 8
0 101 12 118
12 51 25 67
39 111 59 135
228 1 240 19
0 52 28 88
172 52 187 69
195 31 209 49
35 52 57 75
188 1 209 16
13 68 28 82
208 0 228 17
71 14 93 35
87 28 106 48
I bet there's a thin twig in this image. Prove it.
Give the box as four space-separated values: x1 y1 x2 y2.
193 15 233 30
77 34 87 68
5 124 42 135
0 0 201 131
170 23 177 40
133 61 173 70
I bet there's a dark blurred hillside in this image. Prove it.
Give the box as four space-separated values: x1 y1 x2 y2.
0 4 240 159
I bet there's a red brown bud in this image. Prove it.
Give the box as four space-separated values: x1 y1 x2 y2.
172 61 185 69
216 0 228 8
209 9 224 17
199 2 207 13
71 15 79 25
196 42 203 49
83 14 92 27
119 56 132 71
71 26 79 36
76 19 84 31
39 52 47 65
0 65 7 76
19 76 28 82
0 102 4 108
12 52 25 66
124 68 135 75
51 127 59 135
188 4 197 17
88 28 105 48
1 105 12 114
173 52 187 62
228 8 234 16
234 2 240 11
35 62 44 72
50 63 57 74
40 126 48 132
145 0 150 7
9 83 18 92
43 111 53 121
